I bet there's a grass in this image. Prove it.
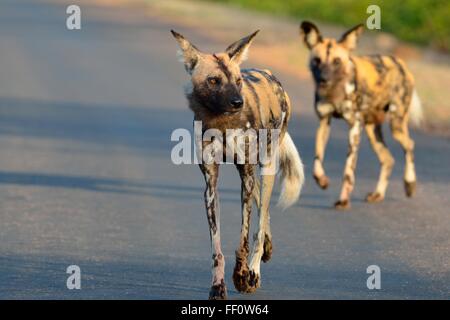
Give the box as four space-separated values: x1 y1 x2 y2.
207 0 450 52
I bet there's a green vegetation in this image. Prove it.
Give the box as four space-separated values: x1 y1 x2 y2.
208 0 450 51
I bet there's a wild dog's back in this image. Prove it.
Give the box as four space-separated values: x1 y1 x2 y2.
241 68 291 133
351 54 415 124
242 68 303 209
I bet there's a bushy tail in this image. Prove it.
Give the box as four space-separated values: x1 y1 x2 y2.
409 89 424 128
277 132 304 210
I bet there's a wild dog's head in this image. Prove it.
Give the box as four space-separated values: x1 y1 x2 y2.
171 30 259 114
300 21 364 99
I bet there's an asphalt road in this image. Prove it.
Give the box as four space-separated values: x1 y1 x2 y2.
0 0 449 299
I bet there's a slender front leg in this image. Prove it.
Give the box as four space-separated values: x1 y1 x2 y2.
314 116 331 189
199 163 226 300
335 118 361 210
233 164 256 292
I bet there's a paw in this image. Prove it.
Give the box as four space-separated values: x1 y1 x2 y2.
233 266 250 293
404 181 416 198
233 256 250 293
365 192 384 203
246 270 260 293
314 174 329 190
209 280 227 300
232 265 260 293
261 235 272 263
334 199 350 210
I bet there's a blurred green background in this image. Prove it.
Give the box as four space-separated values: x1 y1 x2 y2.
209 0 450 52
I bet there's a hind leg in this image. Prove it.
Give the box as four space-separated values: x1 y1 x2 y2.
364 123 395 203
245 172 276 293
252 175 272 263
391 115 417 197
262 213 272 263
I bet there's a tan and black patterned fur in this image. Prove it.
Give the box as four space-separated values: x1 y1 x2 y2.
300 21 421 210
172 30 304 299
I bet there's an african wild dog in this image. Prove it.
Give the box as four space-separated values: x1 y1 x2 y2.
299 21 423 210
171 30 304 299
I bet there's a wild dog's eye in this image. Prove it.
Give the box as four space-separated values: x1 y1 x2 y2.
333 58 341 66
236 78 242 86
312 57 321 66
208 77 220 85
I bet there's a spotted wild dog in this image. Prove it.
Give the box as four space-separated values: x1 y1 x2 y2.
171 30 304 299
299 21 423 210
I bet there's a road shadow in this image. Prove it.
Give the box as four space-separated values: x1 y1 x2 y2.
1 253 447 299
0 170 243 202
0 96 190 155
1 96 449 192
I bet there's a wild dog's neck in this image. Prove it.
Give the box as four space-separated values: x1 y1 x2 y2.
315 57 356 105
345 57 357 96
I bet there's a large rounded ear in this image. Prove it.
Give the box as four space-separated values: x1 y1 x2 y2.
300 21 322 49
171 30 201 74
225 30 259 65
338 24 364 50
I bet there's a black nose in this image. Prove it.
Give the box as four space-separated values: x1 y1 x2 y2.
318 75 329 84
230 98 243 108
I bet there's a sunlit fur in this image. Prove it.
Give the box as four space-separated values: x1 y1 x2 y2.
300 21 420 209
172 29 304 299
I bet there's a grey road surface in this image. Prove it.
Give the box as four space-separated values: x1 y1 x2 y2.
0 0 449 299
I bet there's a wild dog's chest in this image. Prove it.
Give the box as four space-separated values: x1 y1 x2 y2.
197 105 285 133
315 81 359 122
195 109 286 166
315 79 388 124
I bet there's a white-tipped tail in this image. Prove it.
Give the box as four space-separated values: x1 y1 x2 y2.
409 89 423 127
277 133 304 210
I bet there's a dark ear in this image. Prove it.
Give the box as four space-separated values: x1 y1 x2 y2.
225 30 259 65
171 30 201 74
300 21 322 49
339 24 364 50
